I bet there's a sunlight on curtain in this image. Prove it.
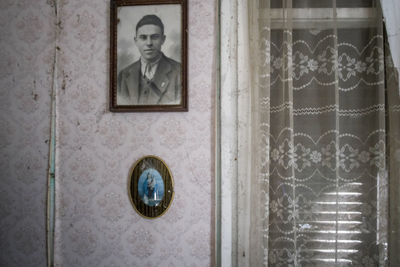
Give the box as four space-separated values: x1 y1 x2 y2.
385 42 400 267
244 0 400 266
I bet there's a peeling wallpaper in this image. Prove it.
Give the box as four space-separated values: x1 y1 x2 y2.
0 0 216 266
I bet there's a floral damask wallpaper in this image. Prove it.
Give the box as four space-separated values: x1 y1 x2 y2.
54 0 215 266
0 0 55 266
1 0 215 266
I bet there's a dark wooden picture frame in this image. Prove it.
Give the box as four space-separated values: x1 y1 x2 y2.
128 155 174 219
110 0 188 112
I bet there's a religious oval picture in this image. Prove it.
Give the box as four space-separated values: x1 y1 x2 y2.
137 168 164 206
129 156 174 218
110 0 188 112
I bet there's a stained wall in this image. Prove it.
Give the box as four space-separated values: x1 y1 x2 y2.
0 0 55 266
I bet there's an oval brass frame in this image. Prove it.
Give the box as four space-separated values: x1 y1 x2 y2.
128 155 174 219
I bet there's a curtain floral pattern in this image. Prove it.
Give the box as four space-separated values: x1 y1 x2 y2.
246 0 400 266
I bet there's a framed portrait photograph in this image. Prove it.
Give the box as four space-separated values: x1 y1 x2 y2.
128 155 174 219
110 0 188 112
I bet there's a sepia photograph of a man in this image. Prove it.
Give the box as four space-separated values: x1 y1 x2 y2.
116 5 182 106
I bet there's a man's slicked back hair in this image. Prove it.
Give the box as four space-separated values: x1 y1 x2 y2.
136 14 164 35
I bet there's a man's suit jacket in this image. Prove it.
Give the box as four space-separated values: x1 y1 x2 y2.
117 54 182 105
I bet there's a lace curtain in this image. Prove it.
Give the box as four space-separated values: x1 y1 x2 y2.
239 0 400 266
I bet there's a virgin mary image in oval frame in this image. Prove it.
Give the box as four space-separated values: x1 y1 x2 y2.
128 155 174 219
137 169 165 207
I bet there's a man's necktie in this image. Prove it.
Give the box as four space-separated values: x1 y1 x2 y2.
143 63 150 80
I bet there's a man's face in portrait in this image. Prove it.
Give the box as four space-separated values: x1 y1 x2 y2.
135 24 166 62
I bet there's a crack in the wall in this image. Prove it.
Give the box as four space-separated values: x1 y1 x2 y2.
46 0 59 266
46 0 57 17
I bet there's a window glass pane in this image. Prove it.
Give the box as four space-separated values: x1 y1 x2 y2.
293 0 373 8
267 0 373 8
